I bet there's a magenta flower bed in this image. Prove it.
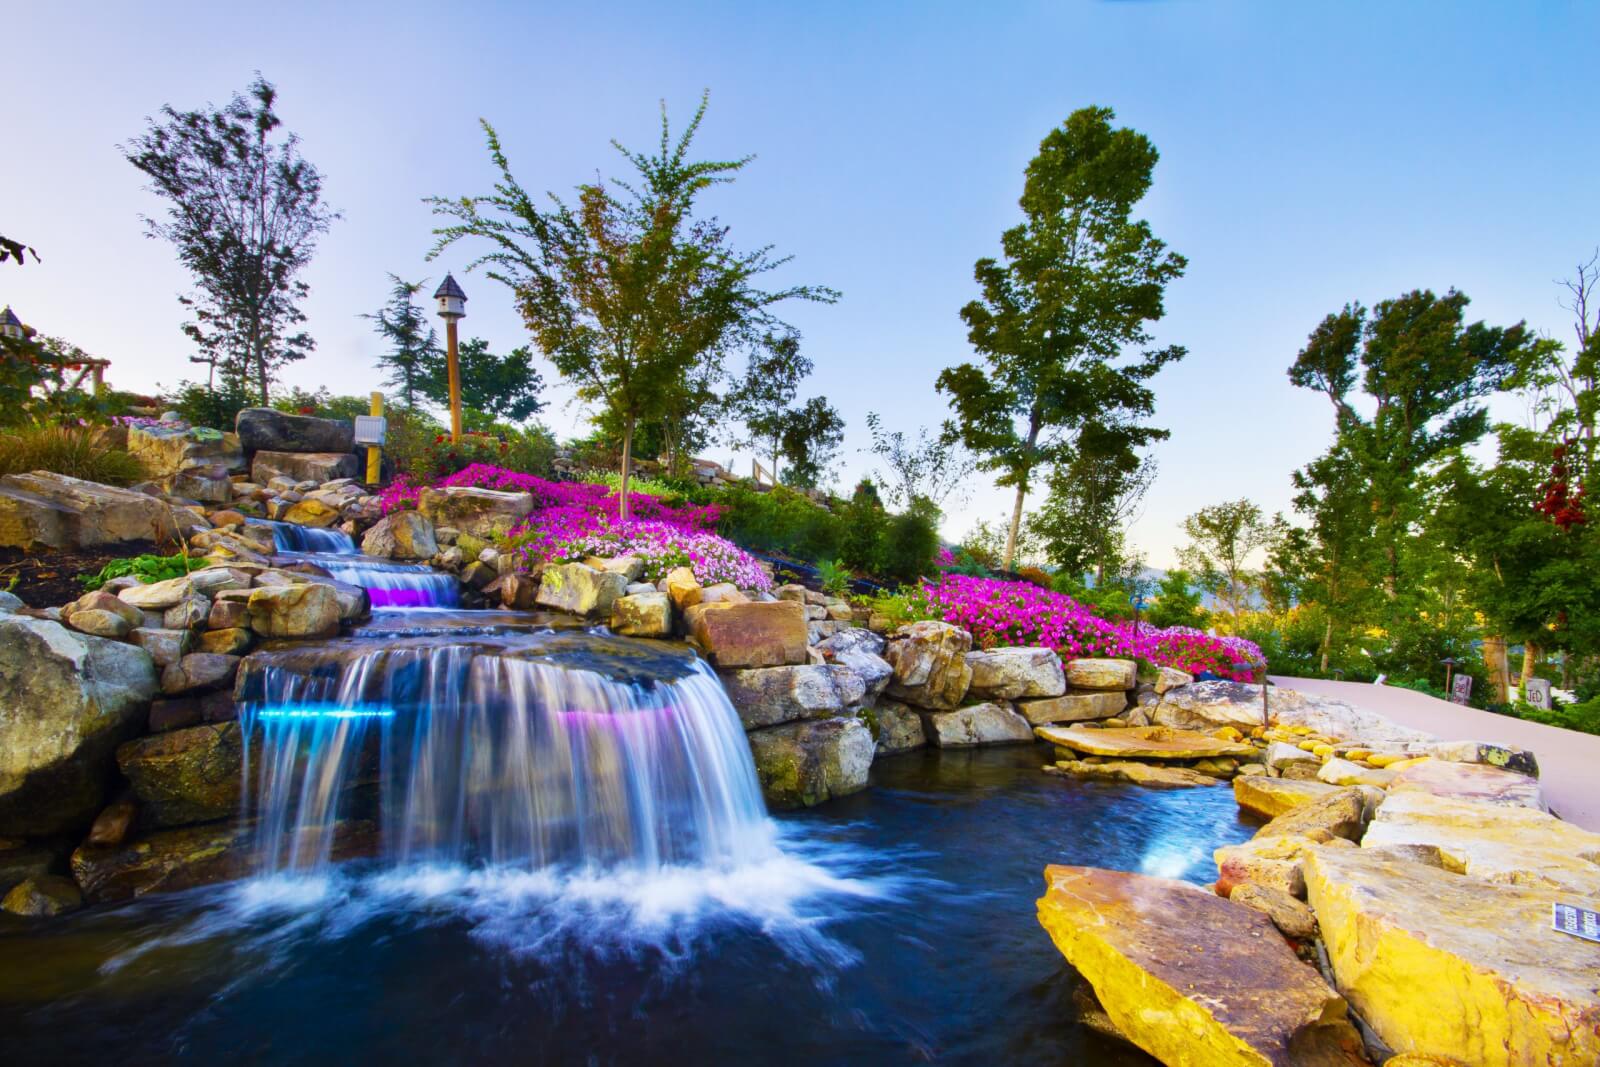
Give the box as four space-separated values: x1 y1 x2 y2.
380 465 721 530
922 574 1263 678
381 465 766 589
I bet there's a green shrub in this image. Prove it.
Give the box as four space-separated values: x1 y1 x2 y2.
80 553 199 591
1506 696 1600 736
0 424 148 486
714 485 844 562
877 509 940 586
163 379 256 430
838 483 889 573
865 586 932 631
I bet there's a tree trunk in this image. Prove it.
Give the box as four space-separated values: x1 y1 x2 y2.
619 416 635 522
1002 482 1027 571
1483 635 1509 705
1521 642 1539 689
1319 616 1332 674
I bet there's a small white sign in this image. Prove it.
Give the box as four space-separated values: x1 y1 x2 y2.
1526 677 1552 711
353 415 387 447
1553 902 1600 943
1450 673 1473 705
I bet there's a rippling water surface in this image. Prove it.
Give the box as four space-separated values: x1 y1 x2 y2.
0 747 1253 1065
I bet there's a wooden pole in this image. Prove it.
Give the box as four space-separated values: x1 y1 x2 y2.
446 318 462 444
366 391 384 485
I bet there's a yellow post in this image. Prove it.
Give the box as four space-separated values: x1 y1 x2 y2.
366 391 383 484
446 318 462 444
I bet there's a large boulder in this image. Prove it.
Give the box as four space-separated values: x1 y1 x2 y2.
1062 658 1136 691
721 665 867 730
160 653 241 696
1306 847 1600 1066
417 485 533 539
685 600 808 669
1016 691 1127 725
814 628 893 698
922 701 1035 747
360 510 438 560
871 700 927 755
1360 791 1600 895
1036 865 1364 1066
282 498 342 528
1255 788 1368 843
0 617 159 835
128 424 243 477
235 407 354 454
247 583 341 639
0 471 177 550
1233 776 1342 821
965 646 1066 700
1036 724 1256 760
746 717 874 810
884 621 972 710
116 723 242 827
535 562 627 618
251 450 360 485
1152 680 1274 732
610 591 673 637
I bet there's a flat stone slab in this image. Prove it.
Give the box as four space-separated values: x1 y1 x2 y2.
1306 846 1600 1065
1361 791 1600 895
1386 759 1545 809
1046 759 1221 789
1036 724 1256 760
1037 865 1364 1066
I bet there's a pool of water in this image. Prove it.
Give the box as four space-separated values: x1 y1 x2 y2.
0 747 1253 1065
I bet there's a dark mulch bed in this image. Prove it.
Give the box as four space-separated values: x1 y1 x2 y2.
0 541 162 609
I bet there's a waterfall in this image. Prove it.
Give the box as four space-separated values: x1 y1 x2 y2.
265 520 358 554
264 519 460 608
310 558 461 609
235 630 771 876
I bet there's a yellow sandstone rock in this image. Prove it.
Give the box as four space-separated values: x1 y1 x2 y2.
1233 776 1341 820
1037 865 1365 1067
1306 847 1600 1066
1213 726 1245 742
1361 791 1600 895
1046 759 1221 789
1384 756 1431 771
1386 761 1544 809
1033 724 1256 761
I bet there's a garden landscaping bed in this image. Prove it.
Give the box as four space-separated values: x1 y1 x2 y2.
0 541 163 609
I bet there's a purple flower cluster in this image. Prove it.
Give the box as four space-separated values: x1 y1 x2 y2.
379 464 721 531
532 519 772 590
922 574 1264 678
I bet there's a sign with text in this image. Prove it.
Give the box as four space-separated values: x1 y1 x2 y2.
353 415 387 447
1450 673 1473 706
1553 902 1600 944
1526 677 1552 711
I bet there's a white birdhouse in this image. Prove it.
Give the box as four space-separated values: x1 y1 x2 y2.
433 274 467 320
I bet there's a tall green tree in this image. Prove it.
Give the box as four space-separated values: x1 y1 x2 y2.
1177 499 1277 618
124 75 337 404
1280 444 1381 671
730 331 811 483
428 93 836 518
364 275 439 407
1030 420 1155 583
937 105 1186 568
422 336 545 423
1288 289 1533 602
777 396 845 490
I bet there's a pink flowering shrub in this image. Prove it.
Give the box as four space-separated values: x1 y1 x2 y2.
383 464 765 589
516 519 772 590
921 574 1264 678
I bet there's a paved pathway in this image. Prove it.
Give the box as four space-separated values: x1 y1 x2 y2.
1270 675 1600 831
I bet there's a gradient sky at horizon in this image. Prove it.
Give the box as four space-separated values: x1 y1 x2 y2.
6 2 1598 566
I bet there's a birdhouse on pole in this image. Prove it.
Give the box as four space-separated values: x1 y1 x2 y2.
433 275 468 442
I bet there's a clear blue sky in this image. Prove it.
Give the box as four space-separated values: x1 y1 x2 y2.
6 2 1597 565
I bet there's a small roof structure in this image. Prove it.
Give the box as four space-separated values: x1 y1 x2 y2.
433 274 467 301
0 305 22 329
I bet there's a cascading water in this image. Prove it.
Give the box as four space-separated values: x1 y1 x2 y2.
264 519 460 608
264 519 358 554
235 629 772 876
